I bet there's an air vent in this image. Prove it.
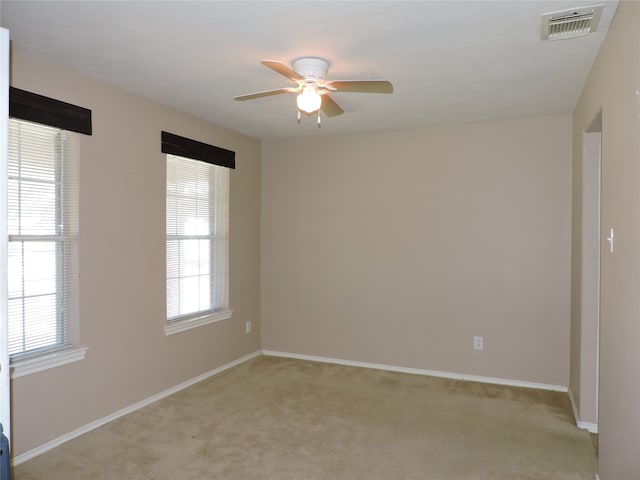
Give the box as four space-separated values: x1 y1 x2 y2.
541 4 604 41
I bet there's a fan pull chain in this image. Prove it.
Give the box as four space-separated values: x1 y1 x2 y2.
295 109 322 127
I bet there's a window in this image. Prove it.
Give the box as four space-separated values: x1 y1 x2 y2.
7 119 79 361
166 154 230 333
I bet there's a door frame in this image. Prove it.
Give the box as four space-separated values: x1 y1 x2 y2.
0 26 11 443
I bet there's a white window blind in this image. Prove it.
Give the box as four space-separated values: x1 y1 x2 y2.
166 154 229 322
7 119 78 360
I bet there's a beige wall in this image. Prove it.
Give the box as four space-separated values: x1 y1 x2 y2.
572 1 640 478
9 51 261 456
261 114 572 386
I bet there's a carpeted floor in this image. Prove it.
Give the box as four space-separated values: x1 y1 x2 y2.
14 355 597 479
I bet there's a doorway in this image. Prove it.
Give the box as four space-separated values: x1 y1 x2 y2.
578 114 602 432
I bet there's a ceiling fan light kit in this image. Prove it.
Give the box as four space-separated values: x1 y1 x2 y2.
234 56 393 126
296 85 322 114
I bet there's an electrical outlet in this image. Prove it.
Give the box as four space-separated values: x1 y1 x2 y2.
474 336 483 350
245 321 252 334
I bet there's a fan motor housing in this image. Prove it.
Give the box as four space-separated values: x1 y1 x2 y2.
292 57 329 81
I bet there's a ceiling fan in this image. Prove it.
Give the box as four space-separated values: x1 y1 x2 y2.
234 57 393 126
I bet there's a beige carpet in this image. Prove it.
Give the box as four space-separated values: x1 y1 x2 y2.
14 355 597 479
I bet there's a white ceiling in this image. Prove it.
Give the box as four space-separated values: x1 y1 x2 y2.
0 1 619 140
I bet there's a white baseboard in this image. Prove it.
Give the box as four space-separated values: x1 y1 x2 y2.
577 420 598 433
13 350 261 465
568 388 599 433
15 349 574 465
261 350 568 392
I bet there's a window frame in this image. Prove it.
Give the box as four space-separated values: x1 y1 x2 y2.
165 153 232 335
7 119 86 375
161 132 235 336
8 121 70 360
7 88 91 376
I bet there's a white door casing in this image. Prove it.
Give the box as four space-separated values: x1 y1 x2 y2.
0 26 11 443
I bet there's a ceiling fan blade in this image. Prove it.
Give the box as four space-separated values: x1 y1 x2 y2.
321 94 344 117
328 80 394 94
261 60 305 82
234 87 296 101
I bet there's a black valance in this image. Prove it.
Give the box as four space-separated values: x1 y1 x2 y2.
9 87 92 135
161 131 235 169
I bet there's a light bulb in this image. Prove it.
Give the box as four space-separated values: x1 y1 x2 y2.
296 85 322 114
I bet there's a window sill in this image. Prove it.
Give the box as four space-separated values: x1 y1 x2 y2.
11 346 89 379
164 309 233 336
